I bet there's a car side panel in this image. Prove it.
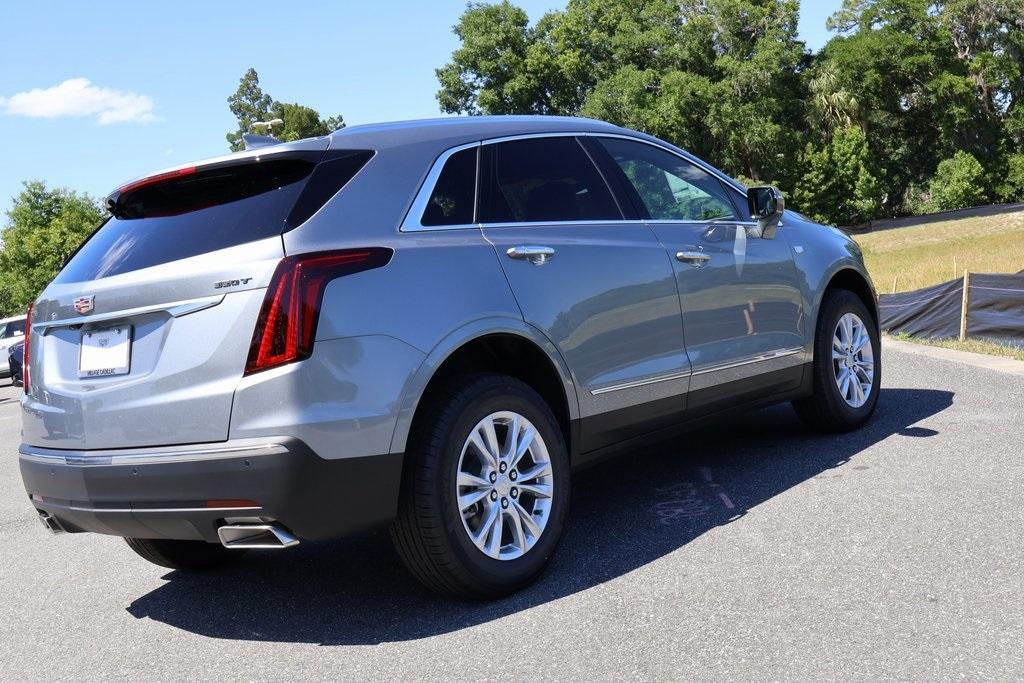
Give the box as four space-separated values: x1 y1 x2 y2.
387 317 580 456
779 214 879 341
286 223 557 458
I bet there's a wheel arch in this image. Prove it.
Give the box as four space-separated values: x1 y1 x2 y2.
819 266 879 331
389 318 579 457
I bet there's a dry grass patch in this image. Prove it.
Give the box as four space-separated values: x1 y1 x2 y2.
889 333 1024 361
854 211 1024 293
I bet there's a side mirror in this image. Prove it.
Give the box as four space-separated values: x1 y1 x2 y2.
746 186 785 239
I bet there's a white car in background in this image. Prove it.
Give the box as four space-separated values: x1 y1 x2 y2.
0 315 27 377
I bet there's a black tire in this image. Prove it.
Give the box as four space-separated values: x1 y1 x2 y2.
793 289 881 432
124 537 244 571
390 373 570 599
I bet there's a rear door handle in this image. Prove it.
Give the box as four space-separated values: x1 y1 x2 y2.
676 250 710 267
507 245 556 266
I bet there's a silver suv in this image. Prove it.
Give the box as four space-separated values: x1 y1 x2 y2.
19 116 879 597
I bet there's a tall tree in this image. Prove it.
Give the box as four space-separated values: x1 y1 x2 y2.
437 0 808 190
226 69 345 151
0 182 104 316
819 0 1024 212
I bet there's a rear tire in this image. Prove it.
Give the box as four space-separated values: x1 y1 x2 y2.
124 537 244 571
391 373 570 599
793 289 880 432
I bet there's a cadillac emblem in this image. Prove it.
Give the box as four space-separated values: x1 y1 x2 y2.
73 295 95 315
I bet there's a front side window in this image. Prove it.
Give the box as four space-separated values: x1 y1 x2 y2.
480 137 621 223
422 147 477 226
598 137 737 221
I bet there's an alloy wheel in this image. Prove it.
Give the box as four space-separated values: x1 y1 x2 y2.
832 312 874 408
456 411 554 560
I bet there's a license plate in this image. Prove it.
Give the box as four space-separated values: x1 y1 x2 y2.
79 326 132 378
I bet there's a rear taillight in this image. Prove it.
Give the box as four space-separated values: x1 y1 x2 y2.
23 303 32 393
244 248 392 376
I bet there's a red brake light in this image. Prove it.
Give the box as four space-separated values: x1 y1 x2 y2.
116 166 196 195
23 303 32 393
244 248 393 376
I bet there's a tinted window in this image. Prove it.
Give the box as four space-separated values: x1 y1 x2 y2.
598 138 737 221
481 137 620 223
422 147 477 226
4 319 25 337
56 151 370 283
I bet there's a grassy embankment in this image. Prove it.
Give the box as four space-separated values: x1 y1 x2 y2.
851 210 1024 359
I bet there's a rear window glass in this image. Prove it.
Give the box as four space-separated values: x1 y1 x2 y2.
480 137 620 223
422 147 477 226
55 151 371 283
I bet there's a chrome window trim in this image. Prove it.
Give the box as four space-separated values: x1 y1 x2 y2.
589 347 803 395
400 131 755 233
400 141 481 232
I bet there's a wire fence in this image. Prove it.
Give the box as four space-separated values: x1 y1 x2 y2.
879 272 1024 347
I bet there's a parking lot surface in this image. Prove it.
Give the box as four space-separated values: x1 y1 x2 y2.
1 345 1022 680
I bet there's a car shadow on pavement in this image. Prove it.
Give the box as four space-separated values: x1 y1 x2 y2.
127 387 953 645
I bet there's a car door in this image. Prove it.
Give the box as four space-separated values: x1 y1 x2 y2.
479 135 689 453
591 136 805 413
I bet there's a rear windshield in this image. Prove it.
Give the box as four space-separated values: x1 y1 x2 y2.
56 150 371 283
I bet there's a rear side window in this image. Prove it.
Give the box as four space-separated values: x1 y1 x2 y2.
480 137 621 223
422 147 477 226
55 150 371 283
3 320 25 338
597 137 737 221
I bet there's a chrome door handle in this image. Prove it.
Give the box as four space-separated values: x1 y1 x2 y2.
676 250 710 267
507 245 556 266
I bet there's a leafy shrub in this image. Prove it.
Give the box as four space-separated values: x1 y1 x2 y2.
927 151 987 211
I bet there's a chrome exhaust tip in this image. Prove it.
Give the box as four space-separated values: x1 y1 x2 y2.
38 511 65 535
217 523 299 549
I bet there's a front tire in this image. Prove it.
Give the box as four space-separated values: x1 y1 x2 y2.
390 373 570 598
793 289 880 432
125 537 244 571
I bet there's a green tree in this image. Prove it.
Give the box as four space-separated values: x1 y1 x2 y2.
1001 152 1024 201
927 150 988 210
0 182 105 316
438 0 808 186
226 69 345 151
818 0 1024 214
792 127 883 226
226 68 274 151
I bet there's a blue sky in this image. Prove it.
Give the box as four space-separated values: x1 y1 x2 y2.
0 1 842 217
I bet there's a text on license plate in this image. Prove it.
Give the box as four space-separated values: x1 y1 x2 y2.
79 326 132 378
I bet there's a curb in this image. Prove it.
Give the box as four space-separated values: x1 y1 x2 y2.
882 338 1024 376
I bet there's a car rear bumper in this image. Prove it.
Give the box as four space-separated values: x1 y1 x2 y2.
18 438 403 544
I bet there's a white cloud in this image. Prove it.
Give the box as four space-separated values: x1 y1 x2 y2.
0 78 156 124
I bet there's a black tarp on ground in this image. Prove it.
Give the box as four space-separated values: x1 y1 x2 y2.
879 273 1024 347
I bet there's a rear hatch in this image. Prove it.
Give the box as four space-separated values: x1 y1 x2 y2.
23 139 373 450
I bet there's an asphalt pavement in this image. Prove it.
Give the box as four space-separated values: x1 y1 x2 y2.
0 344 1021 680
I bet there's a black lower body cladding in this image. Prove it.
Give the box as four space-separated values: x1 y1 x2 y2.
19 438 403 544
